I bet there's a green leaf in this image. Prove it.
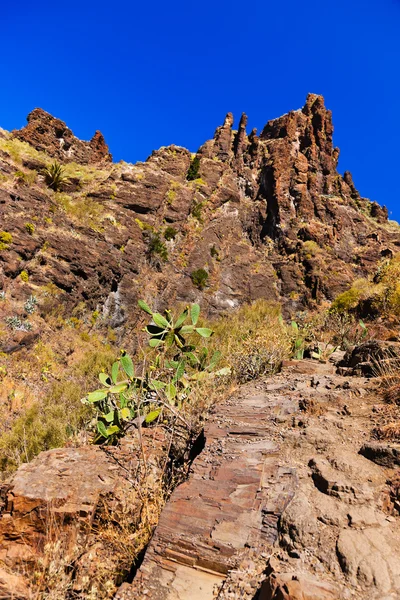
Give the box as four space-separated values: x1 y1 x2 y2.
165 360 179 369
291 321 299 332
180 325 194 334
119 392 128 408
165 331 175 348
190 371 209 381
111 361 119 384
97 421 108 438
138 299 153 315
195 327 213 338
146 324 166 336
99 372 112 386
104 411 114 423
149 338 163 348
106 425 120 436
191 303 200 325
359 319 367 329
165 382 177 403
175 309 188 328
145 409 161 424
208 350 221 370
173 360 186 383
215 367 231 376
120 354 134 378
149 379 166 390
185 351 199 366
87 389 108 403
108 383 128 394
152 313 170 328
120 407 131 420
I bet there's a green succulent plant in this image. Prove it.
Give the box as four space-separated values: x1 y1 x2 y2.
43 161 67 191
82 301 226 444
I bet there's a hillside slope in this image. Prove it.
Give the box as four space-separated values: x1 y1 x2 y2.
1 93 399 333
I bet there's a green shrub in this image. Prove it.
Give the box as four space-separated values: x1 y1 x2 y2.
166 189 177 204
302 240 320 258
5 316 32 331
164 226 178 241
186 156 200 181
43 161 67 191
147 232 168 261
191 202 203 221
331 288 361 312
0 231 12 251
191 268 209 289
25 222 35 235
20 270 29 283
24 295 38 314
82 301 221 444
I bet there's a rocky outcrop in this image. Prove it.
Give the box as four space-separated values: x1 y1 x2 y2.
0 432 169 598
117 359 400 599
12 108 112 164
1 94 399 329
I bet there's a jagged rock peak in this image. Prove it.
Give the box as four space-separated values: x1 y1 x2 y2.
12 107 112 165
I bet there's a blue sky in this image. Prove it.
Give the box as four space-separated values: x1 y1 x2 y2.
1 1 399 220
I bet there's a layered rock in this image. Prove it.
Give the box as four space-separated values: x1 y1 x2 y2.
13 108 112 164
0 94 398 331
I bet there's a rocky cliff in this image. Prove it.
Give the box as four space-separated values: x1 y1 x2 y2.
1 93 398 337
1 95 400 599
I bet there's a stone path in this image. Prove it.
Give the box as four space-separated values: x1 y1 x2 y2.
117 359 400 600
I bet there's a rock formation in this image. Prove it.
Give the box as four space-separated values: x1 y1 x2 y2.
0 93 398 329
13 108 112 164
0 95 400 598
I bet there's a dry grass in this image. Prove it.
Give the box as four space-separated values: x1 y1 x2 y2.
208 299 292 383
371 355 400 442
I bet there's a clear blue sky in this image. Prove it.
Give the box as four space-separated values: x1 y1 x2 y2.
1 1 399 220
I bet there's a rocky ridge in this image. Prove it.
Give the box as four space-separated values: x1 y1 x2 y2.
1 96 400 599
1 93 399 337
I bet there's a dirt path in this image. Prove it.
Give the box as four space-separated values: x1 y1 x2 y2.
116 359 400 600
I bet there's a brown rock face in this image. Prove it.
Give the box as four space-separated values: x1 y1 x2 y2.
0 434 167 598
12 108 112 164
1 94 398 326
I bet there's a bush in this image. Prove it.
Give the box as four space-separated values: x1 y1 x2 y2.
186 156 200 181
147 232 168 262
43 161 67 191
14 169 37 185
20 270 29 282
209 299 291 383
0 231 12 251
302 240 320 258
191 202 203 221
191 268 208 289
164 226 178 241
24 295 38 315
5 316 32 331
331 287 361 313
82 301 219 444
210 245 220 260
25 222 35 235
